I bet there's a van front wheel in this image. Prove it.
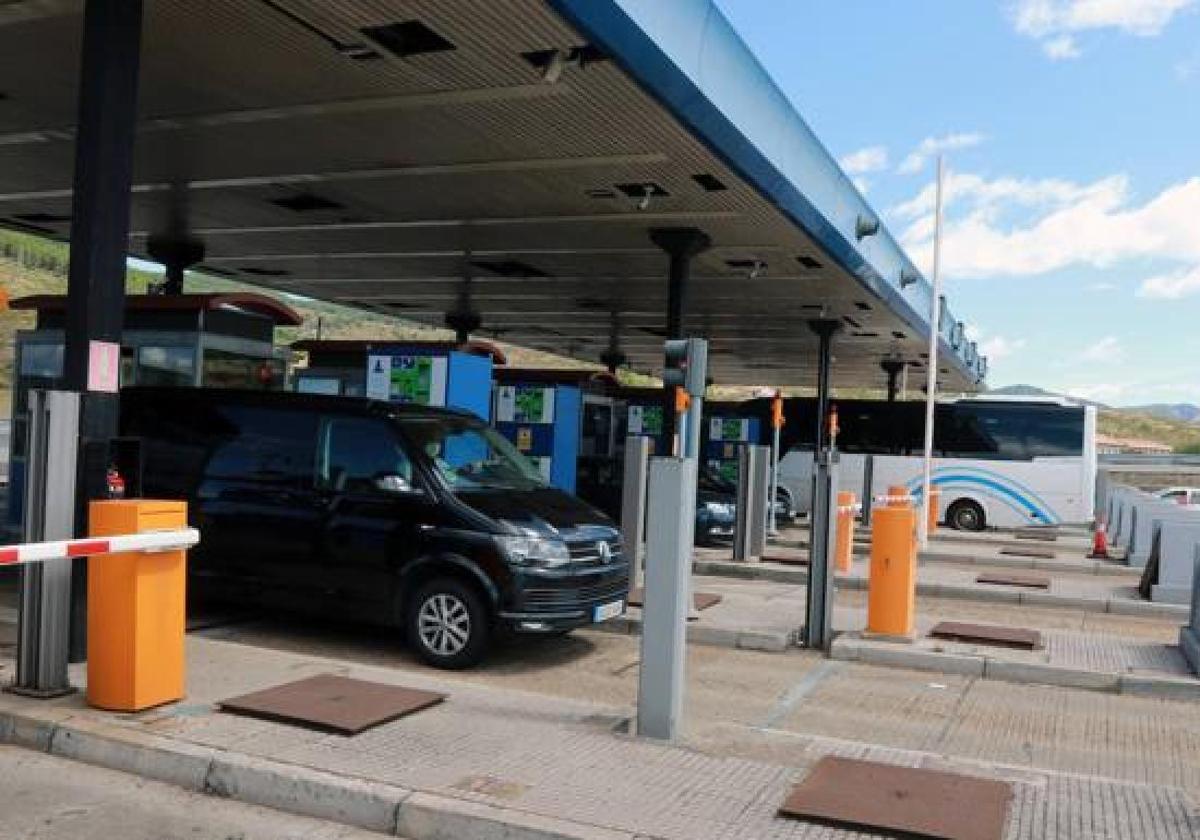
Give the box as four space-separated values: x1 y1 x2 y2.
407 578 490 669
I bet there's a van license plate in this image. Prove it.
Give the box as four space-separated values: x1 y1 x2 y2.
593 600 625 623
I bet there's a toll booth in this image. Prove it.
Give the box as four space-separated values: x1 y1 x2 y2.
292 340 501 421
617 387 674 458
6 293 300 529
491 368 619 492
703 405 764 483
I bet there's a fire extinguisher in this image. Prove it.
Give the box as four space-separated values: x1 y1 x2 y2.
106 465 126 500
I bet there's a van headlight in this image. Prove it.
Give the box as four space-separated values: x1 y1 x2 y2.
496 535 571 568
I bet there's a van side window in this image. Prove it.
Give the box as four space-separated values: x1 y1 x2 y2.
319 417 414 493
205 406 316 485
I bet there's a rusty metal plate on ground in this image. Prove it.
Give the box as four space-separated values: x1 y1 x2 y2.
627 588 723 611
930 621 1042 650
219 674 445 735
1015 529 1058 542
778 756 1012 840
999 547 1057 559
976 572 1051 589
762 555 808 566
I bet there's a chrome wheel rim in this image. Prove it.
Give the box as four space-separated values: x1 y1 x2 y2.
955 507 980 530
417 593 471 657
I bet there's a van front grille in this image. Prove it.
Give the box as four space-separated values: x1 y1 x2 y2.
565 537 623 565
522 576 629 610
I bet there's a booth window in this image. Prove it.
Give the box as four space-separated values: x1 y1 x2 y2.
138 345 195 387
204 348 284 389
20 343 64 379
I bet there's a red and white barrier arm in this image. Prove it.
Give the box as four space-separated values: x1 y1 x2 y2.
0 528 200 567
836 503 864 514
872 494 914 505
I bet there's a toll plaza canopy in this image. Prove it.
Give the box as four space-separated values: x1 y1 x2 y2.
0 0 987 390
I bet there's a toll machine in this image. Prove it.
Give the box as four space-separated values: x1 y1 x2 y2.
7 293 301 529
491 368 620 493
291 340 502 421
703 402 764 483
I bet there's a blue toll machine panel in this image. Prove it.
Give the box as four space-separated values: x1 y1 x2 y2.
704 416 762 482
622 397 671 457
493 382 582 492
364 345 493 421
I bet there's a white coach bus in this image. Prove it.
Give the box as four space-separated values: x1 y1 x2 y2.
770 397 1098 531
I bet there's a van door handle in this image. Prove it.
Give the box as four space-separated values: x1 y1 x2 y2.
417 524 435 533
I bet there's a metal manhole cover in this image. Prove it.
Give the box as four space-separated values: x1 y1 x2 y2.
779 756 1012 840
930 621 1042 650
219 674 445 735
999 547 1056 559
627 588 722 611
976 572 1050 589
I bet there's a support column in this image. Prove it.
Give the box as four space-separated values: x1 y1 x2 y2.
882 358 905 403
804 319 841 650
650 228 711 450
147 237 204 295
60 0 145 662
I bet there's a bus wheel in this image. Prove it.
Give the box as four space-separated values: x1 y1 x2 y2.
947 500 985 532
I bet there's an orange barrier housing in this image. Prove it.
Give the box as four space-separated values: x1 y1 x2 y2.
867 505 917 638
886 485 910 507
87 500 188 712
926 489 941 533
835 491 856 573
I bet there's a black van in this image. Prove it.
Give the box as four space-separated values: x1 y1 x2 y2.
120 387 629 668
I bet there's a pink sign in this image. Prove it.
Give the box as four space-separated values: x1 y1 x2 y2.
87 340 121 393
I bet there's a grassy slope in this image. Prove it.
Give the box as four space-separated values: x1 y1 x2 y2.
3 229 1197 450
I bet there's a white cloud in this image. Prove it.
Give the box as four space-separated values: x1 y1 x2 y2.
1080 335 1123 362
895 171 1200 285
1063 382 1127 403
1042 34 1082 58
979 335 1028 360
1087 281 1117 292
1012 0 1196 57
1137 264 1200 299
839 145 889 175
897 133 985 175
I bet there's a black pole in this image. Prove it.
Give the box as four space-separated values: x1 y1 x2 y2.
147 237 205 295
810 320 840 454
649 228 711 450
804 319 840 650
882 358 905 403
62 0 145 661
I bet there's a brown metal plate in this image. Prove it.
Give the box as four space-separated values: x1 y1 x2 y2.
219 674 445 736
976 572 1051 589
627 588 723 611
999 547 1057 559
1015 529 1058 542
762 555 809 566
930 621 1042 650
778 756 1012 840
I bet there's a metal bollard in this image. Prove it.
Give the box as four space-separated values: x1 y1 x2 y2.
835 491 856 574
867 504 917 638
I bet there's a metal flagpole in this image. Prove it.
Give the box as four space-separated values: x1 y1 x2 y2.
917 155 946 549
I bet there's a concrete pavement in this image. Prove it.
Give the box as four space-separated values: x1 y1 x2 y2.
2 632 1198 839
0 745 392 840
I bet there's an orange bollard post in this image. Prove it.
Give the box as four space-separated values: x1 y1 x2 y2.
835 491 856 574
867 504 917 638
87 500 188 712
886 485 910 507
926 489 941 534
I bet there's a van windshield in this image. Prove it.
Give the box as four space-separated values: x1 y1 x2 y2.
396 415 545 492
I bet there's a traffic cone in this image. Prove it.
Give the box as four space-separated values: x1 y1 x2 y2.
1089 520 1109 559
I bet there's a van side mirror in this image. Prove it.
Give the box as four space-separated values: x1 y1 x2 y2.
373 473 426 498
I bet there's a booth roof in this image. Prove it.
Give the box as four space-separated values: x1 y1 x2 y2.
11 293 303 327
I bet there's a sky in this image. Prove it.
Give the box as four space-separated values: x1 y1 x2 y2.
713 0 1200 407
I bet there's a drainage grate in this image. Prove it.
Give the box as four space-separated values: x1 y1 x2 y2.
930 621 1041 650
976 572 1051 589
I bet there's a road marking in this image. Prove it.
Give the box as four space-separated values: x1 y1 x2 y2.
760 660 842 728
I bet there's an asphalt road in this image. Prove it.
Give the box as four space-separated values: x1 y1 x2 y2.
0 746 393 840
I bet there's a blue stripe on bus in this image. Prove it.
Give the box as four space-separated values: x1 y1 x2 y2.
907 473 1058 525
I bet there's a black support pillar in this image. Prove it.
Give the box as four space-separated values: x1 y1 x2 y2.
147 237 205 295
882 358 905 403
650 228 711 449
803 319 841 650
62 0 145 661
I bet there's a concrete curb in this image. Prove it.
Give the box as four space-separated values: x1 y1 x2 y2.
599 613 792 653
830 635 1200 699
0 707 643 840
692 559 1189 619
